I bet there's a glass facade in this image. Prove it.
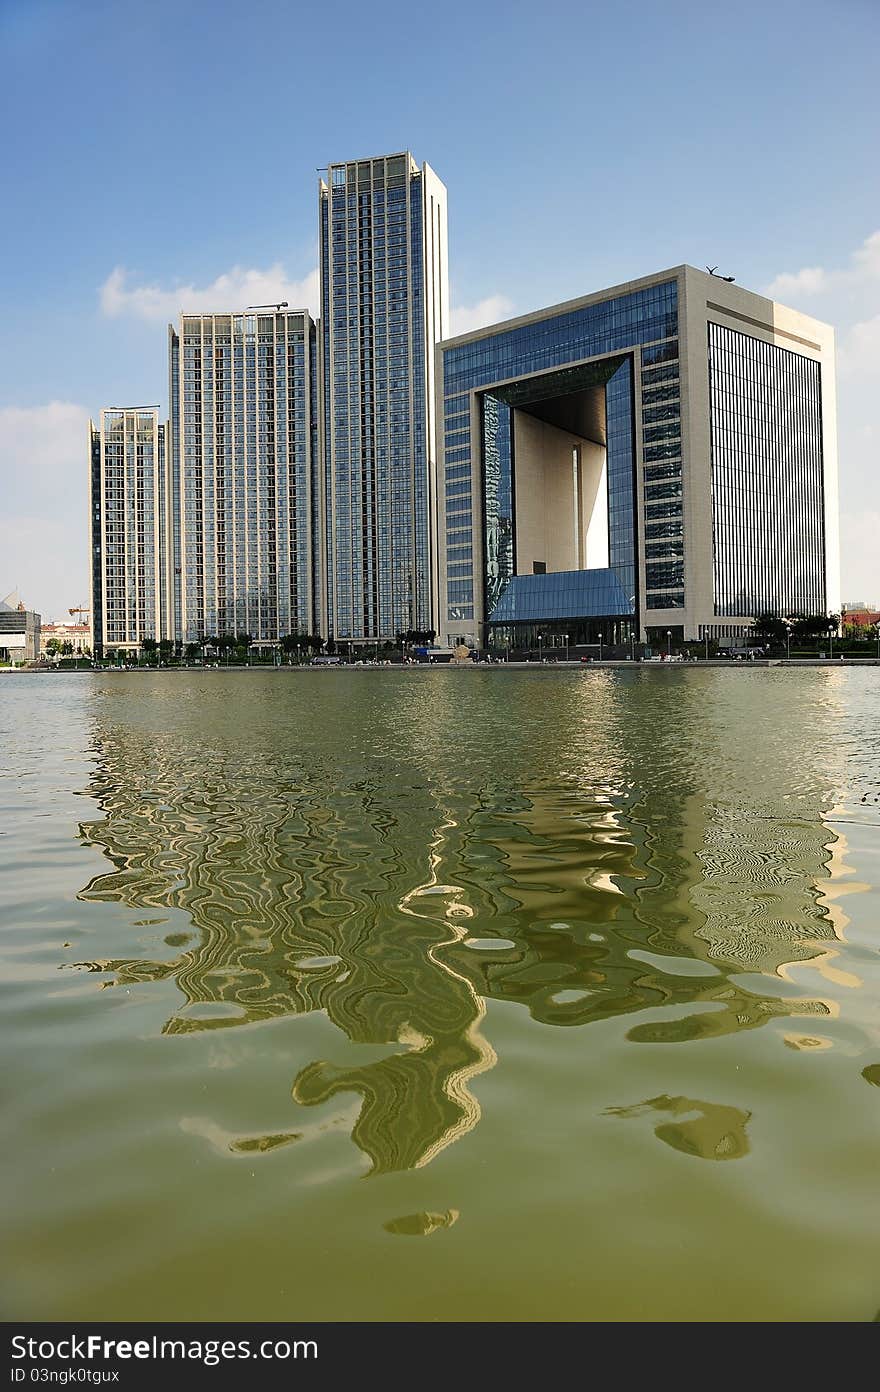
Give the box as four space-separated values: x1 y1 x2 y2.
441 280 679 625
481 393 512 617
320 153 445 640
709 322 826 616
168 327 182 639
90 410 166 651
489 567 632 623
640 340 683 608
171 310 317 644
89 429 103 657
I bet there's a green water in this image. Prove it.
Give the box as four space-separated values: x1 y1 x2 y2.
2 668 879 1321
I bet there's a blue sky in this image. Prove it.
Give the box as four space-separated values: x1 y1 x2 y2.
2 0 878 617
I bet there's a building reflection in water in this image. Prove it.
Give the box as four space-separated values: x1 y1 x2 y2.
75 672 847 1173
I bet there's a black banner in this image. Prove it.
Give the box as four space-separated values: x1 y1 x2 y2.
5 1324 554 1386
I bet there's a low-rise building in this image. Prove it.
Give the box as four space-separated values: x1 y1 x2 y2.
40 621 91 657
0 591 41 663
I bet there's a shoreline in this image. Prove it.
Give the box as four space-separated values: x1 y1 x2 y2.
7 657 880 674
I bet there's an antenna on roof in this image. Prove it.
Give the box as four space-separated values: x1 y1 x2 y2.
246 302 289 312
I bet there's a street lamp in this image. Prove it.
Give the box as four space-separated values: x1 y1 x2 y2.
666 629 672 660
785 621 791 661
875 622 880 663
563 632 569 662
538 633 543 664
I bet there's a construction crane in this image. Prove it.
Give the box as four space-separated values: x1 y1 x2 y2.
68 605 90 623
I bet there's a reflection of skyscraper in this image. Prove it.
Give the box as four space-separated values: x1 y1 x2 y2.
319 152 448 642
74 671 846 1172
168 308 319 643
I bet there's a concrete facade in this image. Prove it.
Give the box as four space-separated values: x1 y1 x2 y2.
436 265 838 647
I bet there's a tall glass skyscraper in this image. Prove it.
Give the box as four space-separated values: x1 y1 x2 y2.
319 151 448 642
89 408 171 658
168 309 318 644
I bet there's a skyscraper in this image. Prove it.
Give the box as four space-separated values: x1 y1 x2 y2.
437 265 839 650
168 308 318 644
88 408 171 658
319 151 448 643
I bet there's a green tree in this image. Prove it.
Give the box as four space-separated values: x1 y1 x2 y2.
141 636 158 664
184 642 199 661
789 614 839 644
45 637 61 657
751 614 787 648
158 638 174 663
281 633 316 662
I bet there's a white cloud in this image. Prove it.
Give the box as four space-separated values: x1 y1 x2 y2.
449 294 514 337
766 230 880 602
0 401 91 619
100 263 514 343
838 312 880 380
839 505 880 608
100 264 320 321
766 266 829 298
766 229 880 301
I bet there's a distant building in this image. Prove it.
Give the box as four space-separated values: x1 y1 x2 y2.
85 157 841 655
842 607 880 631
319 151 448 643
89 409 171 659
40 621 91 657
0 592 41 663
168 309 318 644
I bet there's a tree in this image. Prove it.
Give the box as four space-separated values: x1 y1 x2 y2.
45 638 61 657
141 637 158 664
751 614 787 648
61 640 74 657
158 638 174 663
789 613 840 644
184 642 199 661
